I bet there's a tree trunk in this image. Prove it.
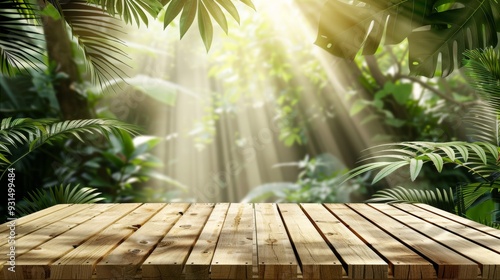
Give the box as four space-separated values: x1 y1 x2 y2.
37 0 93 120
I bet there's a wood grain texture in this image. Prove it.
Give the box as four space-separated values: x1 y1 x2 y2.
95 203 190 280
51 204 164 279
302 203 388 279
185 203 229 279
7 204 140 279
0 205 72 235
3 203 500 280
372 203 500 280
211 203 254 279
415 203 500 238
255 203 298 279
141 203 214 280
325 204 435 280
349 204 478 280
278 203 343 280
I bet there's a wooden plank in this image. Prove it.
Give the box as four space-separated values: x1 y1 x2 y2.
0 204 72 234
6 203 141 280
278 204 342 280
302 204 388 279
348 204 478 280
394 203 500 254
372 203 500 280
142 203 214 280
254 203 298 280
0 204 111 256
210 203 254 279
0 204 91 247
415 203 500 238
95 203 190 280
1 204 115 280
184 203 229 280
50 203 164 279
325 204 435 280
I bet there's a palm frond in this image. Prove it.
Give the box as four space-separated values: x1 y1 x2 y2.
367 186 457 214
460 183 497 210
343 141 499 184
463 104 500 146
60 0 130 87
0 118 139 177
16 184 104 216
464 47 500 112
89 0 163 27
0 0 45 76
0 118 52 160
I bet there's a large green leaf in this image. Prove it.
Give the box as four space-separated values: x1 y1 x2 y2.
316 0 500 77
162 0 254 50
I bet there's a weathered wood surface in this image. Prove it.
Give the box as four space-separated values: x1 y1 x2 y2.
1 203 499 280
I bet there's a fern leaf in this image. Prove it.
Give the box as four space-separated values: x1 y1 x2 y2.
368 186 456 214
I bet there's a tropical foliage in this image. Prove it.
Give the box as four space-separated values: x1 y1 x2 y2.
344 47 500 224
0 0 255 81
316 0 500 77
367 186 457 213
16 184 104 216
0 117 138 179
46 132 188 202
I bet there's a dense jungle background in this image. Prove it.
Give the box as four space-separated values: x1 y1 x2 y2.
1 0 500 227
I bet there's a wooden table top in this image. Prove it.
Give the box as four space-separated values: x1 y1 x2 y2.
1 203 499 280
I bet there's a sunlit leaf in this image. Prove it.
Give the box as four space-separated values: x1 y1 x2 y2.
409 158 423 181
198 1 213 51
163 0 183 28
216 0 240 23
424 153 444 172
179 0 197 38
204 0 228 34
372 161 409 184
467 143 487 164
239 0 255 10
437 145 456 161
453 143 469 162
